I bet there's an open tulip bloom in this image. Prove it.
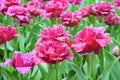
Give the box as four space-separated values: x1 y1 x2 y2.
2 51 35 74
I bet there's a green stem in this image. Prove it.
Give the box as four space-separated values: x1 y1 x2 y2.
55 63 58 80
109 26 114 37
48 63 61 80
112 38 120 48
98 48 105 74
71 4 75 12
19 74 22 80
48 64 53 80
51 17 58 25
85 54 96 80
70 27 73 34
55 62 61 80
37 65 48 80
17 21 25 53
4 42 7 60
85 54 91 76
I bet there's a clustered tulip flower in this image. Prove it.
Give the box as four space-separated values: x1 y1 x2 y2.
94 2 114 16
79 2 114 17
67 25 111 53
114 0 120 9
76 2 120 26
1 0 119 26
78 5 92 17
59 1 117 27
7 6 31 24
22 4 40 17
0 25 18 44
60 11 82 27
37 25 71 42
32 40 73 64
104 13 120 25
0 0 20 13
40 0 69 18
112 46 120 56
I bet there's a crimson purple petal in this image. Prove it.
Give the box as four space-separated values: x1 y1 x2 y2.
69 0 82 4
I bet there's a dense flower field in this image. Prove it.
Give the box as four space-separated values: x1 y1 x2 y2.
0 0 120 80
